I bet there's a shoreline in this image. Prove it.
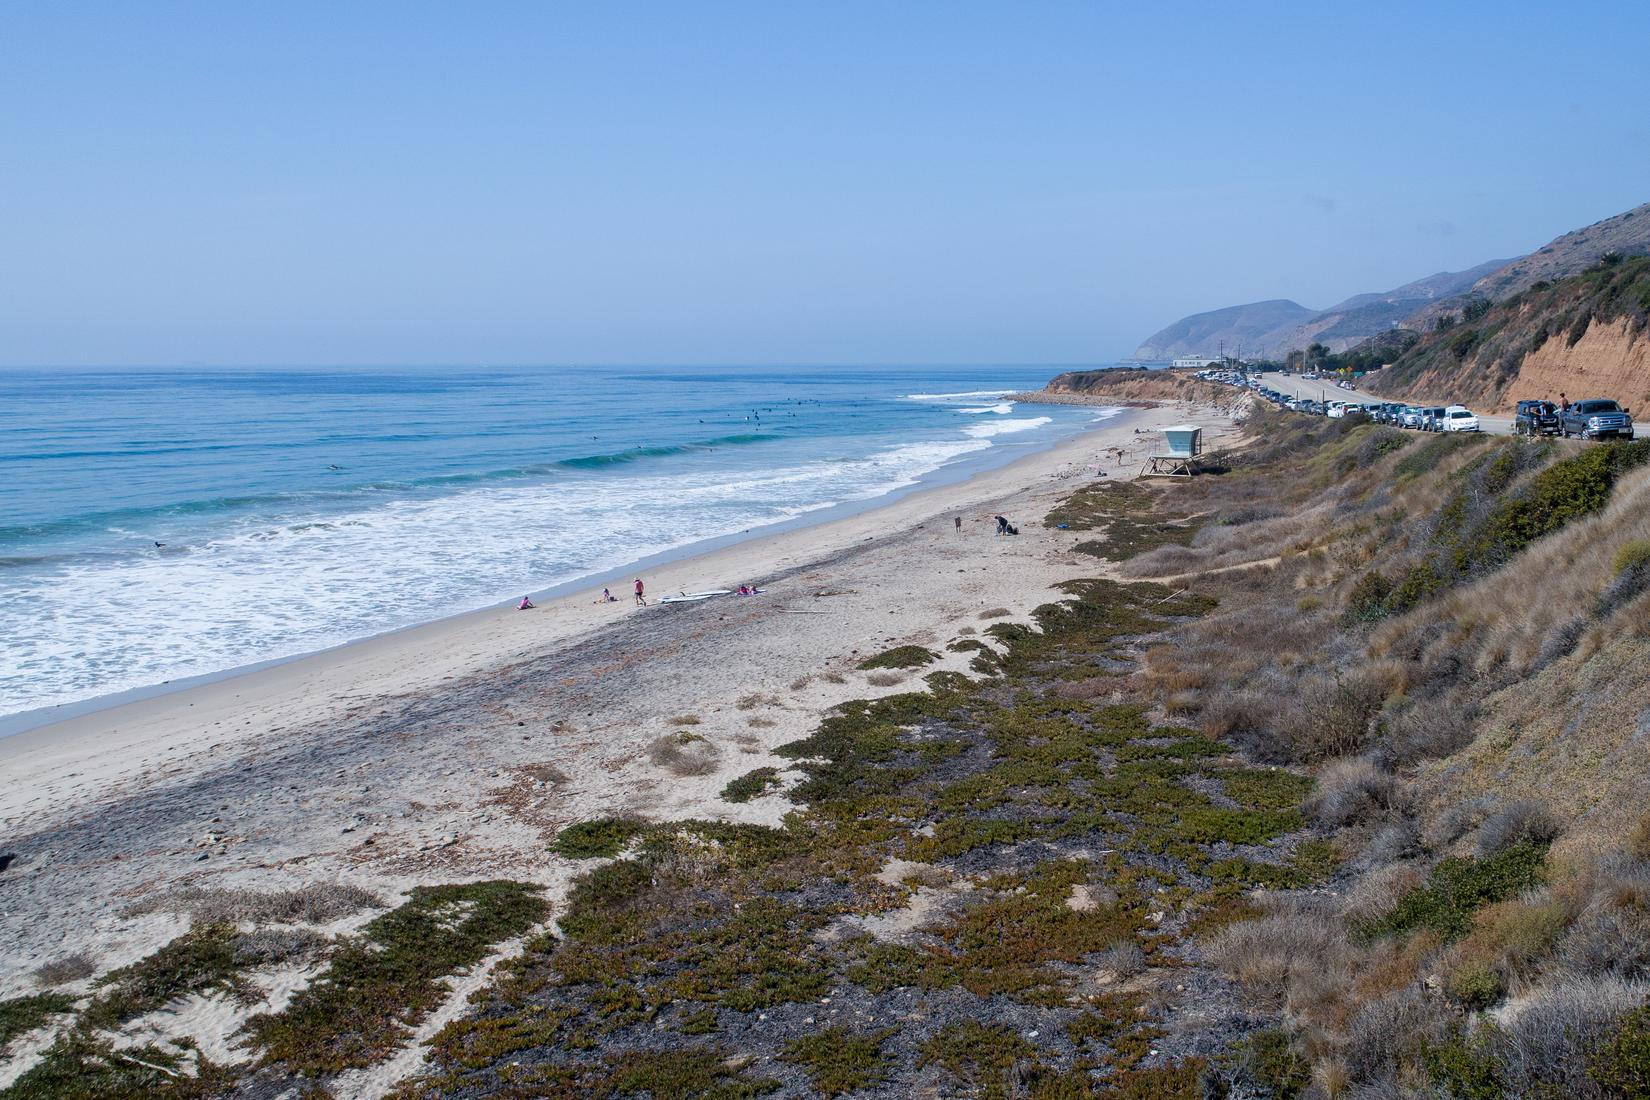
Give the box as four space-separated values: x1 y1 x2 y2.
0 398 1237 1027
0 410 1101 742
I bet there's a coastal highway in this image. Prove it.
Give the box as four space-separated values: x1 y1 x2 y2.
1254 372 1515 436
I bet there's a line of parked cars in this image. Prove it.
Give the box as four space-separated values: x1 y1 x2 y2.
1195 371 1481 430
1195 369 1637 441
1515 398 1635 440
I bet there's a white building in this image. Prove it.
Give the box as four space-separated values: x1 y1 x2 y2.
1172 355 1224 370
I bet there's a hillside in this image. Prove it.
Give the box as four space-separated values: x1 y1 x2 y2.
1473 200 1650 299
1367 254 1650 412
1133 261 1507 360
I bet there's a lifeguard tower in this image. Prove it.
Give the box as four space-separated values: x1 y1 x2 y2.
1143 424 1204 477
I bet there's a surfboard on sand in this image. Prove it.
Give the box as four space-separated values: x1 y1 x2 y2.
657 589 733 604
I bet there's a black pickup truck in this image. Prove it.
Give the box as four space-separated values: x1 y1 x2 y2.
1559 399 1636 440
1514 399 1561 436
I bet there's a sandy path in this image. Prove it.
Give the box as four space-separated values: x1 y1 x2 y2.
0 400 1237 1061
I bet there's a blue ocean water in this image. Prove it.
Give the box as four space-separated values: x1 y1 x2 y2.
0 365 1109 722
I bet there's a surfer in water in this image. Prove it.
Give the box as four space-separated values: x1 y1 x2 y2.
634 578 646 606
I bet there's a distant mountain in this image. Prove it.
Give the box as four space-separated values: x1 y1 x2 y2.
1131 299 1316 360
1132 260 1510 361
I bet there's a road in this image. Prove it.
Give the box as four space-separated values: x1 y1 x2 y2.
1253 372 1515 436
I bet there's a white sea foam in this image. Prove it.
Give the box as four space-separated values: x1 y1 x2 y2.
904 390 1015 401
962 416 1052 439
0 436 992 717
959 403 1015 415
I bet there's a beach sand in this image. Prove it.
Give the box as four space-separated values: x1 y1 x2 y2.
0 398 1237 1092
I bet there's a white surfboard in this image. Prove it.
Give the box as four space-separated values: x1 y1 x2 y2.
657 589 732 604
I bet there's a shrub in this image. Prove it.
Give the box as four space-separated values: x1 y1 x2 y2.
781 1027 894 1096
124 883 383 926
1613 539 1650 577
0 993 76 1055
1362 842 1548 940
552 817 644 859
1555 903 1650 980
1345 987 1456 1085
1307 758 1398 829
1345 570 1395 622
917 1021 1032 1096
1591 1004 1650 1095
1498 977 1650 1098
32 954 96 987
1445 958 1505 1009
648 731 720 776
1476 801 1561 857
857 645 938 671
721 767 782 804
85 925 251 1027
1224 1028 1312 1099
1094 941 1146 981
246 881 547 1075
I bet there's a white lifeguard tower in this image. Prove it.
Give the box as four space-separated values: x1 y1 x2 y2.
1143 424 1204 477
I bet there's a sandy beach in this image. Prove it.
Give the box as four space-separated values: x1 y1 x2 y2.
0 398 1237 1092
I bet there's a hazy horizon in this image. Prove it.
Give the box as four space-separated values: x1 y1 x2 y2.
3 1 1648 367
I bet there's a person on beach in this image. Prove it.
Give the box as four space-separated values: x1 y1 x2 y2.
634 578 646 605
518 595 534 610
954 516 962 535
995 514 1009 536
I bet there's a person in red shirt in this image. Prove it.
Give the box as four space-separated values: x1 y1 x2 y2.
634 578 646 606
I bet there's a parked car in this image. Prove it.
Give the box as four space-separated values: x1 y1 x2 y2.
1384 404 1414 426
1441 405 1480 432
1398 406 1428 429
1414 406 1448 431
1560 399 1635 440
1514 399 1561 436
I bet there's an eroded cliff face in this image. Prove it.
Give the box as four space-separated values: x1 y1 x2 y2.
1508 316 1650 413
1376 318 1650 413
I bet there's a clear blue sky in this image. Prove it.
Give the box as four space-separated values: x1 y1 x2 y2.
3 1 1647 366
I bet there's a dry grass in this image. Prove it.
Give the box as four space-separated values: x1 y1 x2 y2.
648 732 721 776
125 883 383 926
736 693 781 711
864 672 904 687
33 953 97 987
667 714 703 726
746 716 777 729
977 607 1012 619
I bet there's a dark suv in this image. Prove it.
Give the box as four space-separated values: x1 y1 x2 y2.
1560 399 1635 440
1514 400 1561 436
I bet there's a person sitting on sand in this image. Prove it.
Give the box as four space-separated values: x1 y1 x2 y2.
518 595 534 610
597 587 616 603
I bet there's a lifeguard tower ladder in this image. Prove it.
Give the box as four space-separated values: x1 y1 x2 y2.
1142 424 1204 477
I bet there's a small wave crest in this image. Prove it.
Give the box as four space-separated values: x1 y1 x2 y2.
905 389 1014 401
963 416 1053 439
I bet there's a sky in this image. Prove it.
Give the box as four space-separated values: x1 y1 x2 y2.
2 1 1648 367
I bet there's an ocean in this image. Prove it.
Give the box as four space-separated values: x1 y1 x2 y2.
0 365 1111 725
